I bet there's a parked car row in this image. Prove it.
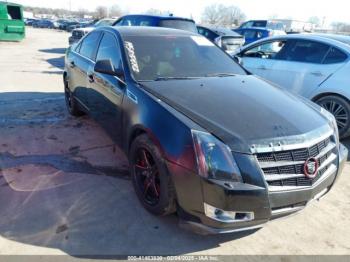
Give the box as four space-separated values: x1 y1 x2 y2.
69 15 246 56
68 18 118 45
64 21 347 234
26 17 99 32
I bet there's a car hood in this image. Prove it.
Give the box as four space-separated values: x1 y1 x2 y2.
141 75 331 153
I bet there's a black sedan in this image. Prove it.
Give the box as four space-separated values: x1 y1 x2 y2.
64 27 347 234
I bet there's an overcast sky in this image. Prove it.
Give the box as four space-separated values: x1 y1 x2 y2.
11 0 349 25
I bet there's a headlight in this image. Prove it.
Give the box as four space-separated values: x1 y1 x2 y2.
320 107 339 145
191 130 242 182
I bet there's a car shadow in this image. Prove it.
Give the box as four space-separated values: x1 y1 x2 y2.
46 56 65 70
0 92 257 257
39 48 66 54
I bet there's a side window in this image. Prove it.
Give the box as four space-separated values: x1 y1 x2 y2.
283 40 330 64
241 21 253 28
243 30 257 39
79 31 101 61
256 31 264 39
197 28 216 41
139 19 151 26
96 33 121 71
114 18 123 26
323 47 348 64
122 17 136 26
242 40 287 59
75 42 82 53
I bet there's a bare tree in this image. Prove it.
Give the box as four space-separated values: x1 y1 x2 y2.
110 5 123 18
331 22 350 33
145 8 170 16
222 5 246 27
201 4 222 25
201 4 246 27
77 8 88 18
95 6 107 19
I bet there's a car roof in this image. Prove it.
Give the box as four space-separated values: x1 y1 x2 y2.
241 33 350 53
100 26 198 37
120 14 195 22
198 25 243 37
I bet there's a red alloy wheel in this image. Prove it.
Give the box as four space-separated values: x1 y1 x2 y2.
134 148 161 206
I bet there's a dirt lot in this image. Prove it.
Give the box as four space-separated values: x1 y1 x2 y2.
0 28 350 257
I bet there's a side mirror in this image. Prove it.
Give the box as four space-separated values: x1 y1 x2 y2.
94 59 125 80
233 55 243 66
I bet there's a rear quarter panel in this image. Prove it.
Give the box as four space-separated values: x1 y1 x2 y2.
310 61 350 101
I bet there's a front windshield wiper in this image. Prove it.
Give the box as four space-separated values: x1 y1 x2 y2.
153 76 200 81
204 73 237 77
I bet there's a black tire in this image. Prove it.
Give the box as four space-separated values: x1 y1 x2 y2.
316 95 350 138
129 134 176 216
64 77 84 117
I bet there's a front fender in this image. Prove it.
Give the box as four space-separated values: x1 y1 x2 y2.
122 84 202 172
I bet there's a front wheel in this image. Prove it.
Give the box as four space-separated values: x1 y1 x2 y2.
129 134 176 216
316 95 350 138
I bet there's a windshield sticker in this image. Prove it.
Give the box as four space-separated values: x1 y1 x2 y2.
124 41 140 73
191 36 214 46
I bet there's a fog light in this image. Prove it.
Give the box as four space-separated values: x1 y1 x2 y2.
204 203 254 223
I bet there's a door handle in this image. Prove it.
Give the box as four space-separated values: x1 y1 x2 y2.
88 73 94 83
310 71 324 77
69 61 75 68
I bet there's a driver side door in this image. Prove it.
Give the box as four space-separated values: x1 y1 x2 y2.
88 31 125 143
238 39 288 80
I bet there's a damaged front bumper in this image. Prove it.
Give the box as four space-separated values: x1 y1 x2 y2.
170 143 348 235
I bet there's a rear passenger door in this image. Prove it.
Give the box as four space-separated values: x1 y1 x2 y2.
267 40 347 97
69 31 101 109
88 32 125 142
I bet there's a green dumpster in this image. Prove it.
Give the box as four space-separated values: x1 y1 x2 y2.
0 1 25 41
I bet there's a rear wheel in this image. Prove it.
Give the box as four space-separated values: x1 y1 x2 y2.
64 77 84 117
129 134 176 216
316 95 350 138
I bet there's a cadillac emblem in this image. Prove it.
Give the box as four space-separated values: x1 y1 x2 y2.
303 157 318 178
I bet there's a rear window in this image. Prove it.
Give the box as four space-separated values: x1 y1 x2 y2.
159 19 197 33
323 47 348 64
253 21 267 27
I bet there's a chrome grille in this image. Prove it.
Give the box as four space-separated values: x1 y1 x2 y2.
256 136 337 190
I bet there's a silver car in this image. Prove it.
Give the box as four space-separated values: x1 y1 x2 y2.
235 34 350 137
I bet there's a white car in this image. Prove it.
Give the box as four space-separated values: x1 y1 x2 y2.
235 34 350 137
